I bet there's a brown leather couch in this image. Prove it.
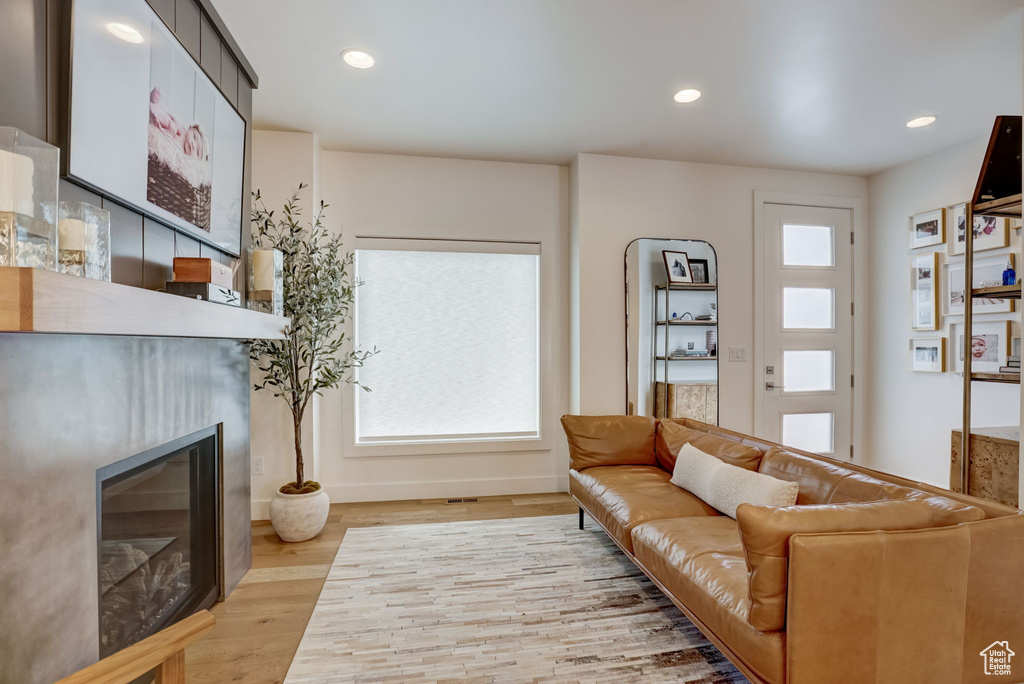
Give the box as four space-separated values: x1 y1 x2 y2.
562 415 1024 684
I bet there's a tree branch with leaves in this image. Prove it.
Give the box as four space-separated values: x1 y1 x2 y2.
249 184 377 494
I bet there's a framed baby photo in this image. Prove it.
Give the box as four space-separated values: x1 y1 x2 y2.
943 254 1014 316
909 338 946 373
909 208 945 250
950 321 1010 374
948 202 1008 255
662 250 693 284
911 252 939 331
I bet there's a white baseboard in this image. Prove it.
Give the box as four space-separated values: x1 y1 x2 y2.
250 475 569 521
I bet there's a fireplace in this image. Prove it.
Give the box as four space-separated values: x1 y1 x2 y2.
96 426 220 658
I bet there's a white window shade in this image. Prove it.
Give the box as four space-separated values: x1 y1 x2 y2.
355 244 540 444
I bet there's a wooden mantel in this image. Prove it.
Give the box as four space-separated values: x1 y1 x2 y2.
0 267 289 339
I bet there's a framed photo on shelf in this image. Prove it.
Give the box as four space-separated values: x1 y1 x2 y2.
909 208 945 250
909 338 946 372
662 250 693 284
950 321 1010 374
943 254 1014 316
911 252 939 331
948 202 1008 255
688 258 710 284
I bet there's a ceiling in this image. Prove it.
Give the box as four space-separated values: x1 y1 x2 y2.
212 0 1023 176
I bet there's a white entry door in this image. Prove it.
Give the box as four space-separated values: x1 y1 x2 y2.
759 203 854 459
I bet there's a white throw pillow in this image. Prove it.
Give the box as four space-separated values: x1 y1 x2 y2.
670 443 799 518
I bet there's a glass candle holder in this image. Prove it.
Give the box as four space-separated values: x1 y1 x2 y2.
59 201 111 281
0 127 58 270
248 247 283 316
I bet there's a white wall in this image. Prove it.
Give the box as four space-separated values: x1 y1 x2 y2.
866 136 1021 487
249 135 570 515
572 153 868 435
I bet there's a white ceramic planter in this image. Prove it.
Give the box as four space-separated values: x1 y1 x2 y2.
269 488 330 542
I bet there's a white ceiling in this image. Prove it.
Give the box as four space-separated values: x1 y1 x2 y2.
213 0 1023 176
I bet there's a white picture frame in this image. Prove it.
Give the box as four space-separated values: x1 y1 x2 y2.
948 202 1009 255
909 338 946 372
909 208 945 250
950 321 1010 374
911 252 939 331
943 254 1015 316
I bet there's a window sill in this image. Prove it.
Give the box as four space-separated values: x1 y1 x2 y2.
345 436 551 458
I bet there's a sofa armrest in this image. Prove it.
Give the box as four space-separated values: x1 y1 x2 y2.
785 515 1024 684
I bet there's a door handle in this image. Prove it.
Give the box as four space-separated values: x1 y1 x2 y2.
765 382 787 391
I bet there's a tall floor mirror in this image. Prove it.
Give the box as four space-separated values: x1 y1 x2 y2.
625 239 719 421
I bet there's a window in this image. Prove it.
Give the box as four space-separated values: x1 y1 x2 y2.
354 240 540 445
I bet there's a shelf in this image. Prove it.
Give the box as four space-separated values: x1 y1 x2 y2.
973 194 1022 219
656 355 718 361
656 320 717 326
0 267 289 339
971 372 1020 385
655 283 717 291
972 284 1021 300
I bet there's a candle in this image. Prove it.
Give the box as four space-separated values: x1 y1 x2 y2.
59 218 86 252
252 249 278 291
0 148 35 216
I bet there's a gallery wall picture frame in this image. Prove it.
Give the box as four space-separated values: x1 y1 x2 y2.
909 208 945 250
662 250 693 284
943 254 1015 316
911 251 939 331
948 202 1009 255
688 258 710 284
950 320 1011 374
909 337 946 372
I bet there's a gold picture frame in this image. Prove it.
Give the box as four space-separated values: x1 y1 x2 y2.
909 337 946 373
911 251 939 331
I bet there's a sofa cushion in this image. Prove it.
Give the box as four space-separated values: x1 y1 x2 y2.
632 518 786 684
671 443 799 518
657 420 763 472
570 466 719 553
757 448 985 523
736 500 940 632
561 415 657 470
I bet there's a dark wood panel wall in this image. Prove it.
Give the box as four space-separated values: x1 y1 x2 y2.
0 0 257 294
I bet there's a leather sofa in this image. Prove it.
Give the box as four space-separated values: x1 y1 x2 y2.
562 415 1024 684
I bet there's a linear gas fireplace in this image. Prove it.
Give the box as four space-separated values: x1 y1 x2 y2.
96 427 220 658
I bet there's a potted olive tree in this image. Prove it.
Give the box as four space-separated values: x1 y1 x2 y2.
249 184 375 542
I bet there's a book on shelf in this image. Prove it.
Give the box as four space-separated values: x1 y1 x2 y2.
997 366 1021 374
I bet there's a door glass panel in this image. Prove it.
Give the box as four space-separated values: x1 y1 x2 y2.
782 412 834 453
783 224 834 267
783 287 834 330
783 350 835 392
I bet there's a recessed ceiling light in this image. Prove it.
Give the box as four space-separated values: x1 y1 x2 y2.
906 115 937 128
341 49 375 69
107 22 143 43
673 89 702 104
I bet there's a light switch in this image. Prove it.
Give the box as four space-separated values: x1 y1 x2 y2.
729 346 748 362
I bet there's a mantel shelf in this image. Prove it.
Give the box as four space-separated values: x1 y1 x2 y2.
0 268 289 339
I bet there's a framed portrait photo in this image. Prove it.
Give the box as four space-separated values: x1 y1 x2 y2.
662 250 693 284
943 254 1014 316
909 208 945 250
909 338 946 373
948 202 1008 255
688 258 710 284
911 252 939 331
950 321 1010 374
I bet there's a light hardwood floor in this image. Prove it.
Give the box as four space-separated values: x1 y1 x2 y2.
185 492 577 684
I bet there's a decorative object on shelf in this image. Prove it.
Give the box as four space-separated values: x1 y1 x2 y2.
909 337 946 372
688 258 710 284
662 250 692 284
0 127 58 271
944 254 1014 316
67 0 246 255
949 202 1008 255
950 320 1011 374
164 281 240 306
1013 337 1021 359
249 184 378 542
1003 259 1016 286
706 329 718 355
248 248 284 317
58 201 111 281
911 252 939 331
172 257 234 289
908 208 945 250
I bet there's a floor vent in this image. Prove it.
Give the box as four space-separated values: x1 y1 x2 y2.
446 498 479 504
